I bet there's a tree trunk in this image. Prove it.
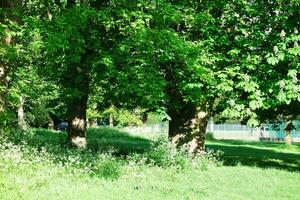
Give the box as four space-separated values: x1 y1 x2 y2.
284 120 294 145
285 130 292 145
168 103 210 154
141 112 148 124
48 118 54 129
0 64 7 112
17 96 26 129
67 94 88 148
66 68 90 148
109 113 114 127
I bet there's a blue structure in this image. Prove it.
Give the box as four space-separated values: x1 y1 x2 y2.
262 120 300 139
209 120 300 141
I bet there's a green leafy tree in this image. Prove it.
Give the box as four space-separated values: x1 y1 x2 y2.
2 0 300 151
31 1 165 146
106 0 300 152
0 0 23 133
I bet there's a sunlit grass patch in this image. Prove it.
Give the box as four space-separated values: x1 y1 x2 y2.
206 139 300 171
1 128 300 199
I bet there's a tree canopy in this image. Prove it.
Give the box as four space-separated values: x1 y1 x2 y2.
1 0 299 151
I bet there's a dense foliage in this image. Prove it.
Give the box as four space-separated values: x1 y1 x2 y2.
1 0 299 150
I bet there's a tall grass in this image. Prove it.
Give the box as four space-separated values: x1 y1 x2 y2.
1 128 300 200
0 127 218 179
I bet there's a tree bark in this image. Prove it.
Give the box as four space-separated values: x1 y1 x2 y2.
66 68 90 148
168 103 210 153
284 120 294 145
48 118 54 129
109 113 114 127
285 130 292 145
0 64 7 112
17 96 26 129
67 93 88 148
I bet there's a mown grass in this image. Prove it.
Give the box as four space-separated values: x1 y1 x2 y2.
1 128 300 200
206 139 300 171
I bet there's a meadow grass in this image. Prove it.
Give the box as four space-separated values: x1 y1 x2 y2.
206 139 300 171
0 128 300 200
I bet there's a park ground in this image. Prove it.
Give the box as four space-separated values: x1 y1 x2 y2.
0 128 300 200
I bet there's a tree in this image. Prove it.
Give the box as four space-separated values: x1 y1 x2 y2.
3 0 300 151
0 0 23 132
106 0 300 152
1 0 68 133
231 0 300 144
31 1 165 146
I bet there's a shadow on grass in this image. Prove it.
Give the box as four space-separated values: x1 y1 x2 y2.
25 127 152 155
87 127 151 155
210 139 300 150
206 141 300 171
6 127 152 179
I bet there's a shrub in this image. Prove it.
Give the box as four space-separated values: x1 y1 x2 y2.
142 137 188 169
0 111 17 135
205 132 215 141
92 155 123 179
131 137 222 170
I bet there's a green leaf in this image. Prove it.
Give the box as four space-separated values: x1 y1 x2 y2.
288 46 300 55
267 56 279 65
277 90 286 102
249 101 259 110
277 52 285 61
247 117 259 127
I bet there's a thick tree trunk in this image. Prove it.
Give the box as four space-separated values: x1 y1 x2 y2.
284 120 294 145
168 103 210 154
66 67 90 148
285 130 292 145
67 94 88 148
17 96 26 129
164 65 212 153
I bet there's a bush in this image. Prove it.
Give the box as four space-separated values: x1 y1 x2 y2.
0 110 17 135
92 155 123 179
130 137 221 170
205 132 215 141
100 107 143 127
143 137 189 168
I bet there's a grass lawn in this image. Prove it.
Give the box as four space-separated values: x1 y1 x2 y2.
1 128 300 200
206 139 300 171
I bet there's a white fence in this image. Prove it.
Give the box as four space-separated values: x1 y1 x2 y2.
121 123 168 138
120 120 300 142
207 120 300 142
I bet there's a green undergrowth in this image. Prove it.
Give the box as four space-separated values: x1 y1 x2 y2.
0 128 219 180
1 128 300 199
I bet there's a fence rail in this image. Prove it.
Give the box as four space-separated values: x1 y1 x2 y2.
119 120 300 142
208 120 300 142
